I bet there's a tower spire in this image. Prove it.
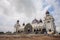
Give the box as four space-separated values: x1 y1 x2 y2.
14 20 20 33
44 11 56 34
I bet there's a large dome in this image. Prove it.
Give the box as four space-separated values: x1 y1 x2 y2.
24 23 32 34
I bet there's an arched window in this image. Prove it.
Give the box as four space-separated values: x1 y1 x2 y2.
34 29 39 34
18 30 20 33
47 21 50 23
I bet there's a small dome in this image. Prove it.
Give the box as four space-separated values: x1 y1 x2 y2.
17 20 19 22
23 23 25 26
32 18 38 24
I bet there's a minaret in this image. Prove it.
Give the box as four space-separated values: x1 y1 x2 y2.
44 11 56 34
14 20 20 33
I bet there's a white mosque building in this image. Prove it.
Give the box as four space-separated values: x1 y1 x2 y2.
14 11 56 34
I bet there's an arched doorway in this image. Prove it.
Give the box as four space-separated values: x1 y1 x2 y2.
24 23 32 34
41 28 47 34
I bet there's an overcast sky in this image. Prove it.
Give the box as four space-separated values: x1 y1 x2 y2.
0 0 60 33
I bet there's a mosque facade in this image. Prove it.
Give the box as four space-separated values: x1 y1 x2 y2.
14 11 56 34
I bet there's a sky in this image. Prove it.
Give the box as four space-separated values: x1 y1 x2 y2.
0 0 60 33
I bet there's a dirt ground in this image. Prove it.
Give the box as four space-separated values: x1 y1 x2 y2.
0 34 60 40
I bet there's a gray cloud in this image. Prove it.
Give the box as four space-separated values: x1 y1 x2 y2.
0 0 60 33
9 0 36 17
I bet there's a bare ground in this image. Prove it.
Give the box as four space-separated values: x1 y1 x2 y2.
0 34 60 40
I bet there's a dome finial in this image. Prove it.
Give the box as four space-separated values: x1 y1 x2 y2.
46 11 49 14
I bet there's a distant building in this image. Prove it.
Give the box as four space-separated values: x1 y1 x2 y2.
14 11 56 34
6 31 12 34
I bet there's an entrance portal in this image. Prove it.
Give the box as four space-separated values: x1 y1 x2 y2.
41 28 47 34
